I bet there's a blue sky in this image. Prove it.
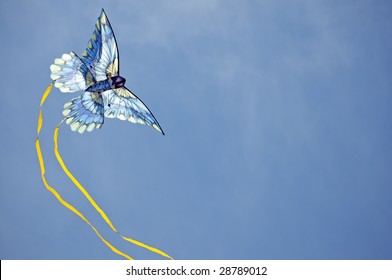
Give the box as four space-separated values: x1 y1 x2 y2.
0 0 391 259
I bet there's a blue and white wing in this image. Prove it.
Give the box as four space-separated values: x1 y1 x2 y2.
63 92 104 133
102 87 164 134
81 9 119 81
50 52 95 93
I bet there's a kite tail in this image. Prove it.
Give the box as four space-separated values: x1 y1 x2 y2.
37 83 173 260
36 83 133 260
54 123 173 260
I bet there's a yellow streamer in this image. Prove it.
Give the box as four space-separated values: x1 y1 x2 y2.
37 83 173 260
54 124 173 259
36 84 133 260
121 236 173 260
53 125 118 233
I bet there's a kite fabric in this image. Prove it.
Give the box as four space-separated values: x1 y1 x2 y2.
36 9 172 260
50 9 164 134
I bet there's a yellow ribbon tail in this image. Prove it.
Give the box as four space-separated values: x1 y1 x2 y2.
53 125 118 233
36 83 133 260
44 84 173 260
121 235 174 260
54 122 174 260
36 84 52 135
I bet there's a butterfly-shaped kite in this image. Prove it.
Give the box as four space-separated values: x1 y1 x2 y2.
50 9 164 135
36 9 172 260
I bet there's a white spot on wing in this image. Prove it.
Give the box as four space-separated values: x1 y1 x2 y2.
118 113 126 120
66 117 74 125
63 102 72 108
62 53 72 61
50 73 61 80
50 64 61 72
54 82 63 88
87 123 96 132
153 124 162 133
71 122 80 131
78 125 87 134
54 58 65 65
59 87 71 93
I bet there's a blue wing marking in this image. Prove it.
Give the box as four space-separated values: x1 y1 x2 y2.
81 10 119 81
63 92 104 133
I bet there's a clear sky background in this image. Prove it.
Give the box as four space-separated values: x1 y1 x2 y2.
0 0 391 260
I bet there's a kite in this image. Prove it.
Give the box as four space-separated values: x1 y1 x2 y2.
35 9 172 260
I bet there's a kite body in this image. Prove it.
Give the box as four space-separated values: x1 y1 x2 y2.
50 9 164 135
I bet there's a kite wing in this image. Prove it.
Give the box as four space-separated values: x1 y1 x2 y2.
81 9 119 81
50 52 96 93
63 91 105 133
102 87 164 134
